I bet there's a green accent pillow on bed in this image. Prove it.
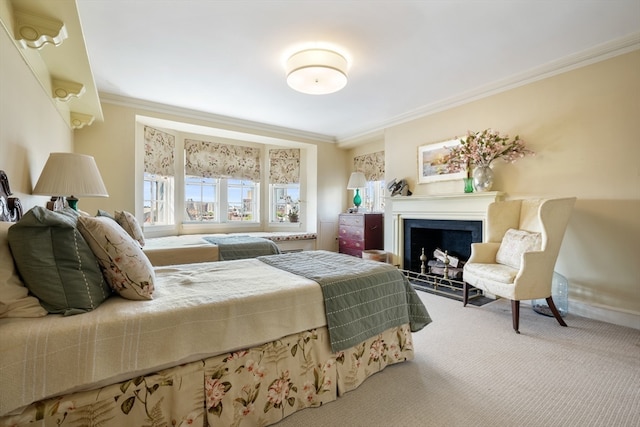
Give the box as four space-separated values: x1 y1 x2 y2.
7 207 112 315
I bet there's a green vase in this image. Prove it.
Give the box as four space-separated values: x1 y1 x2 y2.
463 178 474 193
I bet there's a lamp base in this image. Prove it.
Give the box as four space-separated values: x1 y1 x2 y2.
66 196 78 210
353 189 362 209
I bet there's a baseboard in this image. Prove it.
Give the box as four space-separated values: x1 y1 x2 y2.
568 300 640 330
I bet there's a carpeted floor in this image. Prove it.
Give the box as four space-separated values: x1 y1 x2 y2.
277 290 640 427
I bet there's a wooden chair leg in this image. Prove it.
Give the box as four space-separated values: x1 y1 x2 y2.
462 281 469 307
546 297 568 327
511 300 520 334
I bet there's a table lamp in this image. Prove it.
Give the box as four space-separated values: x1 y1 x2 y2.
33 152 109 210
347 172 366 210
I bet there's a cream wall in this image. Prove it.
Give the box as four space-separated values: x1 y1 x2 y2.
0 25 73 212
380 51 640 326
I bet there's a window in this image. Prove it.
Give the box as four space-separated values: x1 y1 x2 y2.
143 173 174 225
185 176 218 221
354 150 385 213
226 179 258 222
364 180 385 212
271 184 300 222
141 124 311 231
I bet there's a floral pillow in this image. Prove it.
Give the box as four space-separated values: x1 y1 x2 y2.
77 216 154 300
115 210 145 247
495 228 542 269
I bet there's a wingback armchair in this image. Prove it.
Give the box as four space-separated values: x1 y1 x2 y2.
462 197 576 333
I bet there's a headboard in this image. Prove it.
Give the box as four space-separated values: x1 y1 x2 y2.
0 170 23 221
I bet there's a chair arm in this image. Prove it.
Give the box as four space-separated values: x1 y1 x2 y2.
513 251 555 300
467 242 500 264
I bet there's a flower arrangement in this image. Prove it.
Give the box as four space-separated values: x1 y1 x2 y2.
446 129 534 175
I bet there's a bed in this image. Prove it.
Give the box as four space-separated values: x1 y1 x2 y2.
0 171 431 427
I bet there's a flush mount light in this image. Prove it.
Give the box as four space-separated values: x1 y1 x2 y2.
286 48 348 95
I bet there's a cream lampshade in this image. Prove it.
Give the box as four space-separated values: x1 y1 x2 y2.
32 152 109 210
347 171 366 209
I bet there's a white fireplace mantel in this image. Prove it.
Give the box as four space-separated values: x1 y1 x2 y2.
388 192 504 263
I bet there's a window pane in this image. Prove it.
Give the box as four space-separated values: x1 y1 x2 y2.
227 179 258 222
144 173 172 225
271 184 300 222
364 180 385 212
185 176 218 221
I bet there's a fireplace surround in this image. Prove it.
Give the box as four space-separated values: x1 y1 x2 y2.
388 192 504 269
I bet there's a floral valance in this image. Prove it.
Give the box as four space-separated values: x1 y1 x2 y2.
184 139 260 181
354 151 384 181
269 149 300 184
144 126 175 176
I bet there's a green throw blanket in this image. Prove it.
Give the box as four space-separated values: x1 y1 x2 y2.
258 250 432 352
202 235 281 260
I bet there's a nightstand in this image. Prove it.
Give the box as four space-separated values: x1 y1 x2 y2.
338 212 383 258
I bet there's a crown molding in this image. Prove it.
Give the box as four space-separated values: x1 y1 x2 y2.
337 32 640 147
99 93 337 145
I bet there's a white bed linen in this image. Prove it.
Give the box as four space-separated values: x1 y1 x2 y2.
0 259 325 417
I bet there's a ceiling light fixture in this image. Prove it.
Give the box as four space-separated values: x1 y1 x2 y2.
286 48 348 95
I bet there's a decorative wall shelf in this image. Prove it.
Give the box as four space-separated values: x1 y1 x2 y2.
0 0 103 128
13 8 67 49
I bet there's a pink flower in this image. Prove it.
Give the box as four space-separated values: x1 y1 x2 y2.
447 129 534 169
240 402 254 416
369 339 384 361
205 378 227 409
267 371 291 406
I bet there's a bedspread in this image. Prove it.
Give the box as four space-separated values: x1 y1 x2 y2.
0 259 325 417
258 250 432 352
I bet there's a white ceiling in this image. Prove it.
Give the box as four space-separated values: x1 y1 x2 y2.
75 0 640 143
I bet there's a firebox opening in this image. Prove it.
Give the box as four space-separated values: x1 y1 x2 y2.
403 219 482 272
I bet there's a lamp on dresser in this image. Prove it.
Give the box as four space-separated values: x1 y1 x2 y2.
32 152 109 211
347 171 366 211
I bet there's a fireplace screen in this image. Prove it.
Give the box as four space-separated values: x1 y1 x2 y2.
402 218 483 302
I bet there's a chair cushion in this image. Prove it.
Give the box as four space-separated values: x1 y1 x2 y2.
496 228 541 269
464 262 519 284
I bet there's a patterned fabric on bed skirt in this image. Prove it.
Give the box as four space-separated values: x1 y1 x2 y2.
0 325 414 427
0 361 204 427
203 325 414 426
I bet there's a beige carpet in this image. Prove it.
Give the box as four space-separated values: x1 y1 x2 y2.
277 291 640 427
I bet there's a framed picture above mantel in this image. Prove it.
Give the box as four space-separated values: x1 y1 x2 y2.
417 139 466 184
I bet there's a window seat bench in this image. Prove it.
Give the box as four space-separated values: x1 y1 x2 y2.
144 232 317 266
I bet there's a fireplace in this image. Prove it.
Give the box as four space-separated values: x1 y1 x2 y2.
388 192 504 265
388 193 503 301
403 218 482 272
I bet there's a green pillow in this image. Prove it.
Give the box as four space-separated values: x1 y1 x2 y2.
7 207 112 315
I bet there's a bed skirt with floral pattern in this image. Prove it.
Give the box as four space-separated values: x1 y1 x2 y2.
0 324 414 427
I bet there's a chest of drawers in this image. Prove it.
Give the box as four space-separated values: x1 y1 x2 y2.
338 213 383 258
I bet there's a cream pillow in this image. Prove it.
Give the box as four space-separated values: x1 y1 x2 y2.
77 216 154 300
496 228 542 269
115 210 145 247
0 222 47 318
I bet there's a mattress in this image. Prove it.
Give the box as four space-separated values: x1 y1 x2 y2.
0 258 325 416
